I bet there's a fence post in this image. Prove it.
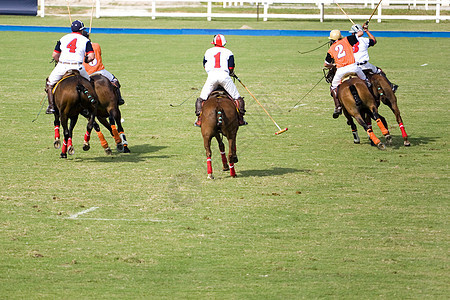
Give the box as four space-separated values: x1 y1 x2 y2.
40 0 45 17
152 1 156 20
96 0 100 18
378 3 382 22
319 2 324 22
436 1 440 23
263 2 268 21
207 0 212 21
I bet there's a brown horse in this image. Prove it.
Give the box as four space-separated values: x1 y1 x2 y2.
52 71 98 158
81 74 130 153
366 72 410 146
338 76 392 150
201 89 239 179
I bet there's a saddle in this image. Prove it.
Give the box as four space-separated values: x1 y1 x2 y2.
210 86 233 101
52 70 81 94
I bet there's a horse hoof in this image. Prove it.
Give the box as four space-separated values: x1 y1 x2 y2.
54 139 61 149
60 153 67 159
68 146 74 155
353 140 360 144
105 147 112 155
385 135 392 146
83 143 90 151
123 146 130 153
231 175 237 178
207 174 214 179
223 166 230 171
404 140 411 147
116 143 124 153
377 142 386 150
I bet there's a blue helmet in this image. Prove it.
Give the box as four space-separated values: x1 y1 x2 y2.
71 20 85 32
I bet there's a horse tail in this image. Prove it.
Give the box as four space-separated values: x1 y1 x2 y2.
216 108 224 127
349 84 362 106
76 83 96 105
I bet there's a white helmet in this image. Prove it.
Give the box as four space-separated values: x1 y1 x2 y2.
349 24 364 34
328 30 343 41
212 34 227 47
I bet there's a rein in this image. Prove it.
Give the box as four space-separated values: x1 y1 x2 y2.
52 74 77 93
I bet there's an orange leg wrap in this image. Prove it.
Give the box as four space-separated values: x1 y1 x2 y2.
367 129 381 145
111 125 121 144
376 119 390 136
97 131 109 149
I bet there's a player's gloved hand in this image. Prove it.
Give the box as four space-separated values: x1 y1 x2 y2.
84 55 89 63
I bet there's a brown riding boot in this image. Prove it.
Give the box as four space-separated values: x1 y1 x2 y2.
45 82 55 114
111 78 125 105
194 97 204 127
236 97 248 126
330 87 341 119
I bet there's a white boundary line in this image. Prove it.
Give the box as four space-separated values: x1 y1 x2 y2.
66 206 166 222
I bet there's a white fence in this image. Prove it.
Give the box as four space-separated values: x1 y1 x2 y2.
39 0 450 23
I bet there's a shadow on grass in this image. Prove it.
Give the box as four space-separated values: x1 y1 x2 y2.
238 167 312 178
357 134 438 150
77 143 170 163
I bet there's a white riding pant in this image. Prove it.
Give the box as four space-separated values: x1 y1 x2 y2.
90 69 115 82
200 70 240 100
358 61 379 74
47 62 90 86
331 63 367 89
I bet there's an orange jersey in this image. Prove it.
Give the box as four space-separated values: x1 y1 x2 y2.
83 42 105 75
327 37 355 68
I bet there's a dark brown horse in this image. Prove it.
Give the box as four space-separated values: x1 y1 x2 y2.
81 74 130 154
52 71 98 158
366 72 410 146
338 76 392 150
201 89 239 179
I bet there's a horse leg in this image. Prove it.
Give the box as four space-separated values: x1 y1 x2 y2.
204 135 214 179
108 114 123 152
67 115 78 156
215 133 229 171
370 108 391 146
388 102 410 146
110 109 130 153
355 114 386 150
227 134 238 178
94 117 112 155
60 115 69 158
53 114 61 149
83 119 97 151
343 109 360 144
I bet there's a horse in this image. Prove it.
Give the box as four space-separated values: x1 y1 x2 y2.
200 89 239 179
326 67 391 150
81 74 130 154
365 71 410 146
52 70 98 158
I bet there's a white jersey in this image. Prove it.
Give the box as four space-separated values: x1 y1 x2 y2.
352 36 371 64
56 32 93 64
203 46 235 74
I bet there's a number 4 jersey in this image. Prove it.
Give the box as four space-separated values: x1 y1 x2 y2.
203 46 235 74
55 32 94 63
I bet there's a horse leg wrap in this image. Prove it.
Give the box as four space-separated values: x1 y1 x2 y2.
67 137 73 148
84 131 91 143
62 140 67 154
54 126 60 139
220 152 228 167
229 163 236 177
207 157 213 175
97 131 109 149
367 129 381 145
111 125 121 144
376 118 390 136
119 132 128 146
399 123 408 139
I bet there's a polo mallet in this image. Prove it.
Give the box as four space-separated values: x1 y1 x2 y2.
234 75 288 135
334 1 355 25
169 88 198 107
89 0 95 34
66 0 72 23
298 41 329 54
366 0 383 25
288 75 325 112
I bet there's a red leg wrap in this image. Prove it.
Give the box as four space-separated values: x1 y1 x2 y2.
84 131 91 143
220 152 228 167
54 126 60 139
230 163 236 177
67 137 72 148
399 123 408 139
207 157 212 174
61 140 67 154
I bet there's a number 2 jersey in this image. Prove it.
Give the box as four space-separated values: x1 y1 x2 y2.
325 35 358 68
203 46 235 74
54 32 94 64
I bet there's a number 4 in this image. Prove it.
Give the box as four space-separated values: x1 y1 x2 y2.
66 38 77 53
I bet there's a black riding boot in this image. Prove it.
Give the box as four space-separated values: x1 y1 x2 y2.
194 97 204 127
236 97 248 126
330 87 341 119
112 78 125 105
45 82 55 114
378 69 398 93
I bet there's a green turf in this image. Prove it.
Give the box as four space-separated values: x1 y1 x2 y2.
0 16 449 298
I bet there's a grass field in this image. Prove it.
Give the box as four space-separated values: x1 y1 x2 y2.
0 16 449 298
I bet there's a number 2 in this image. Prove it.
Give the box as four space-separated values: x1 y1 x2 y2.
214 52 221 68
334 44 346 59
66 38 77 53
